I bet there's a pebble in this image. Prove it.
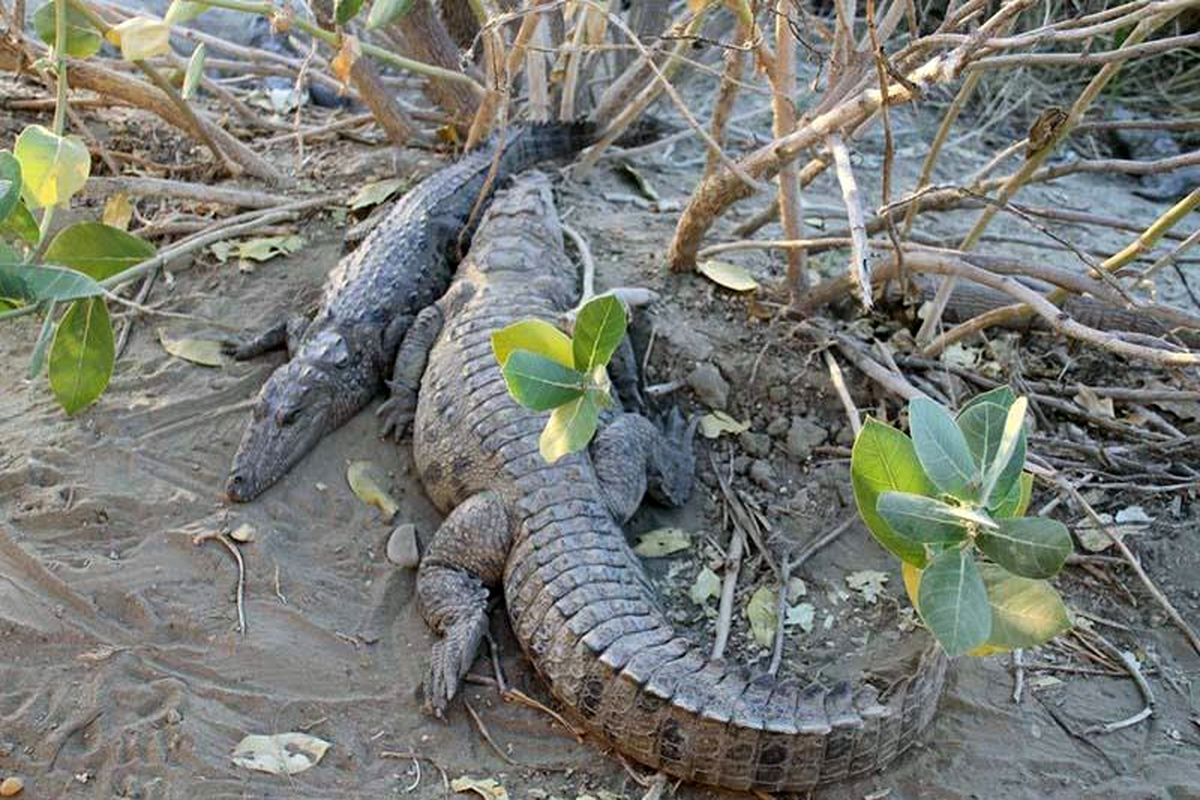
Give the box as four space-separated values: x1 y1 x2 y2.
732 456 751 475
765 416 789 437
767 385 789 404
749 460 777 489
738 431 771 458
0 777 23 797
787 417 829 462
687 363 730 410
386 523 420 568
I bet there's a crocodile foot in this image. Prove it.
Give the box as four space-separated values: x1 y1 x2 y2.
377 380 418 440
424 611 489 717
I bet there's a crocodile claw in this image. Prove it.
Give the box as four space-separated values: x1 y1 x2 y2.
377 383 417 441
423 613 488 717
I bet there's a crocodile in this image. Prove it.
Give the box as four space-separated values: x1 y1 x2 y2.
391 173 949 794
225 121 594 502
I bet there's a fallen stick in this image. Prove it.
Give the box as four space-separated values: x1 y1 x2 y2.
192 530 247 634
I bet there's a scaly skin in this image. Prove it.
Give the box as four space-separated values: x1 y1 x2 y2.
225 122 594 502
401 174 949 794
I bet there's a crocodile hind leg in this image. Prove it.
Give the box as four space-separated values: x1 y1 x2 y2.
590 409 697 522
607 336 647 415
417 490 512 716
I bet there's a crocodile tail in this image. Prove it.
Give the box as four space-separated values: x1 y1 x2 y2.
506 507 950 793
498 119 597 174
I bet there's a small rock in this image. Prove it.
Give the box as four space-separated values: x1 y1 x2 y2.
164 708 182 725
749 460 777 489
787 417 829 462
738 431 771 458
733 456 751 475
386 523 420 568
835 425 855 446
767 385 788 404
765 416 789 437
0 777 23 797
687 363 730 410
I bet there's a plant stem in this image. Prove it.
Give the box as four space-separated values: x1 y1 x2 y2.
197 0 485 94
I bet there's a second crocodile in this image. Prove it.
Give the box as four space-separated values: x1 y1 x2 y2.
393 173 949 794
225 121 594 502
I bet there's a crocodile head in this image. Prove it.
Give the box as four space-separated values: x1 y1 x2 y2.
226 360 337 502
227 328 375 502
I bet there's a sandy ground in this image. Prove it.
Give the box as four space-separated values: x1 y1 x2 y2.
3 73 1200 798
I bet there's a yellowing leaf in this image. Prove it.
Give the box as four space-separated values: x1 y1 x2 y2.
112 17 171 61
231 732 330 775
101 192 134 230
48 297 114 415
346 460 398 521
451 776 509 800
492 319 573 368
745 585 777 647
539 391 600 463
14 125 91 209
698 410 749 439
238 235 304 262
182 42 207 100
633 528 690 558
158 329 227 367
697 259 758 292
32 2 102 57
331 34 360 89
689 566 721 605
348 177 406 210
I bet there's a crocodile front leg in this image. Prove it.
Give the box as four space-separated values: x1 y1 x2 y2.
379 304 444 440
417 490 512 716
226 314 312 360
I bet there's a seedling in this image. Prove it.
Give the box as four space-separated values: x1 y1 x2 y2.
492 294 627 463
850 388 1072 656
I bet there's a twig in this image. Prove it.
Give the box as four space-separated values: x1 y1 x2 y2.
1079 629 1155 734
793 515 857 570
192 530 246 634
83 177 287 208
768 553 790 677
380 750 450 793
710 453 746 662
771 1 807 300
502 687 584 740
824 348 863 436
1052 473 1200 655
464 700 517 765
828 134 872 309
1011 648 1025 703
562 222 595 302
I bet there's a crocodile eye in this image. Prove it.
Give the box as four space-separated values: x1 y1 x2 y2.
275 406 300 427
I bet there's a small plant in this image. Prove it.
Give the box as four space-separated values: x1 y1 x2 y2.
1 0 162 415
850 387 1072 656
492 294 627 463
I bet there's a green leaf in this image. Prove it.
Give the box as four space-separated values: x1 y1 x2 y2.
48 297 114 415
43 222 155 280
572 294 626 372
961 385 1016 414
0 152 21 225
539 390 601 463
991 471 1033 519
33 1 102 57
0 261 105 303
182 42 206 100
491 318 573 368
164 0 209 24
917 546 991 656
27 302 58 379
366 0 415 29
14 125 91 209
1 200 40 245
980 397 1027 506
978 563 1071 650
876 491 971 545
976 516 1072 579
502 349 588 412
850 417 939 567
909 396 979 500
336 0 365 24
